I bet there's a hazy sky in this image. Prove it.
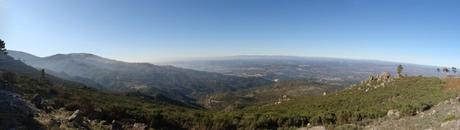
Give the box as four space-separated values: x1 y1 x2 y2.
1 0 459 66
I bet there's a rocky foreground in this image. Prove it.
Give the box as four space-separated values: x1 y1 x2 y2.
365 96 460 130
0 84 148 130
0 89 43 129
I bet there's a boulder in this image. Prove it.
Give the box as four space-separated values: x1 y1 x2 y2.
379 72 391 81
67 110 81 122
31 94 45 108
112 120 123 130
387 109 400 119
132 123 147 130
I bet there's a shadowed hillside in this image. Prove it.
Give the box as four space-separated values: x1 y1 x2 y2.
9 51 273 106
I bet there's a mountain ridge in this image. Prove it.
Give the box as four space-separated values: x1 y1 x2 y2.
8 50 273 106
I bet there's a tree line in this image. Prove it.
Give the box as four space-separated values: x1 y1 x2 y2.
437 67 457 74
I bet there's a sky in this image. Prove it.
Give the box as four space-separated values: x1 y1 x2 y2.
1 0 460 67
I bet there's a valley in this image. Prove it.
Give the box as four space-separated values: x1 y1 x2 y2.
2 50 460 129
4 0 460 129
169 56 442 87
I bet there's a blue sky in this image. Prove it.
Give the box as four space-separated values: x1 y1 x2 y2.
1 0 459 67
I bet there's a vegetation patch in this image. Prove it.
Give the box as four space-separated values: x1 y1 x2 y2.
443 115 458 122
237 77 455 128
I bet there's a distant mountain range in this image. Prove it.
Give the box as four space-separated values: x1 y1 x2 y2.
8 51 272 105
168 55 443 87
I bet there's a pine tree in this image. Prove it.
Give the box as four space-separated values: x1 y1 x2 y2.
40 69 46 81
397 64 404 77
452 67 457 74
0 39 7 55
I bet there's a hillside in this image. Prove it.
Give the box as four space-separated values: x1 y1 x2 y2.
0 54 234 129
235 74 454 129
8 51 272 105
201 80 342 111
365 78 460 129
1 53 457 129
3 51 457 129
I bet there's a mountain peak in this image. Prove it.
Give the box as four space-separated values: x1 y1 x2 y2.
49 53 98 58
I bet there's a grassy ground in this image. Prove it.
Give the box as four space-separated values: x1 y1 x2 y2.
237 77 455 129
442 77 460 93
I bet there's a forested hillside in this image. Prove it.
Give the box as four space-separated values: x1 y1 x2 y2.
9 51 272 105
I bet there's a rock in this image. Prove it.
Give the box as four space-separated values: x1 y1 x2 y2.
456 96 460 102
132 123 147 130
309 126 327 130
440 120 460 128
100 120 110 125
387 109 401 119
112 120 123 130
67 110 81 122
45 118 60 127
441 121 449 127
431 110 437 115
444 100 451 104
379 72 391 81
31 94 44 108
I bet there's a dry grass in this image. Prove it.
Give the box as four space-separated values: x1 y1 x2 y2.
442 77 460 93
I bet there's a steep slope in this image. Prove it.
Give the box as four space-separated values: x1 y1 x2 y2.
8 51 272 104
0 55 214 129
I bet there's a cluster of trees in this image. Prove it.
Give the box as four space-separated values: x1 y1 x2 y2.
437 67 457 74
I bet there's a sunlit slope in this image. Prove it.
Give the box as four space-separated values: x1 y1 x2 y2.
238 76 454 128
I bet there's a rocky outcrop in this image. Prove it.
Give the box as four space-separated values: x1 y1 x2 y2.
357 72 395 92
361 72 393 85
0 89 44 130
275 95 291 105
366 96 460 129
